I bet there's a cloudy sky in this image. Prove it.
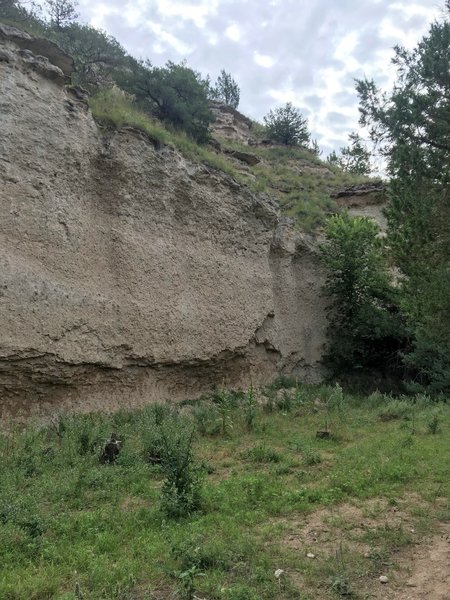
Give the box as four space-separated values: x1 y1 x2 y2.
76 0 442 155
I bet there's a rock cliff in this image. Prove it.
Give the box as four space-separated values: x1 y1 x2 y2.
0 24 328 419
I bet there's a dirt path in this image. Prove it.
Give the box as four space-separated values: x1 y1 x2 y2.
371 524 450 600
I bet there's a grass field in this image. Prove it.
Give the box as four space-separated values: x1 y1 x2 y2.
1 381 449 600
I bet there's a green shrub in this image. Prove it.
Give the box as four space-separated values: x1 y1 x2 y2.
116 59 214 143
243 444 281 463
211 389 234 436
159 420 203 518
193 402 218 436
263 102 310 146
320 213 407 375
427 414 440 435
378 399 413 421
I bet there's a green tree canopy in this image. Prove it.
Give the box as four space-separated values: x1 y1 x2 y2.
117 60 214 143
0 0 42 25
44 0 77 29
263 102 310 146
51 22 128 89
356 3 450 392
320 213 405 374
0 0 23 19
210 69 240 108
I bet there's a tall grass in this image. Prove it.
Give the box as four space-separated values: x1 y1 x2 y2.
89 88 240 178
0 384 448 599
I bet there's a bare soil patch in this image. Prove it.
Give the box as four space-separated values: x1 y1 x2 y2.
281 497 413 557
369 523 450 600
276 496 449 599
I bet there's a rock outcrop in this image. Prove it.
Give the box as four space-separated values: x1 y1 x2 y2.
332 182 388 230
0 26 328 419
210 101 254 144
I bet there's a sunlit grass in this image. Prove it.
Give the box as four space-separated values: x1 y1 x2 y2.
90 89 240 179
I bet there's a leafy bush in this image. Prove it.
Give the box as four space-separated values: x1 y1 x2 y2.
263 102 310 146
320 213 407 375
211 388 234 436
117 59 214 143
158 420 203 518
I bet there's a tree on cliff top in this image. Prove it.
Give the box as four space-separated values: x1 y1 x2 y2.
210 69 240 109
327 132 372 175
51 22 128 89
116 59 214 143
0 0 40 23
44 0 78 29
263 102 310 146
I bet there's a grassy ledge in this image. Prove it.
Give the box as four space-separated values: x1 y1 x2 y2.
89 89 241 180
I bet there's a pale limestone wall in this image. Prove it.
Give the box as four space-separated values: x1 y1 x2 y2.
0 27 328 419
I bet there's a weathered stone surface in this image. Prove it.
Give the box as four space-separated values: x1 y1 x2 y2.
331 182 386 204
210 101 254 144
0 33 328 420
332 182 388 230
224 149 261 166
0 22 74 76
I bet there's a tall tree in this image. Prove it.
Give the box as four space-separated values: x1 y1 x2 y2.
356 3 450 392
320 213 404 374
211 69 240 108
263 102 310 146
44 0 78 29
327 132 372 175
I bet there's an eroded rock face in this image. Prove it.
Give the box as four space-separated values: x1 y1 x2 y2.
0 28 328 419
210 101 254 144
332 182 388 230
0 23 73 77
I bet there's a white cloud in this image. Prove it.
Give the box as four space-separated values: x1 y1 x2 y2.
147 21 193 55
333 31 360 72
254 52 276 68
155 0 219 28
75 0 439 156
85 2 117 28
225 24 241 42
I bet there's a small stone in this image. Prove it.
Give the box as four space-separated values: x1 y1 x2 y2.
306 552 315 559
379 575 389 584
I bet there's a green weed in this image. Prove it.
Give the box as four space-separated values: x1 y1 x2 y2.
243 443 281 463
0 383 448 599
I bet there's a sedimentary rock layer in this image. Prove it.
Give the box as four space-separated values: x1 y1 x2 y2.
0 25 327 419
